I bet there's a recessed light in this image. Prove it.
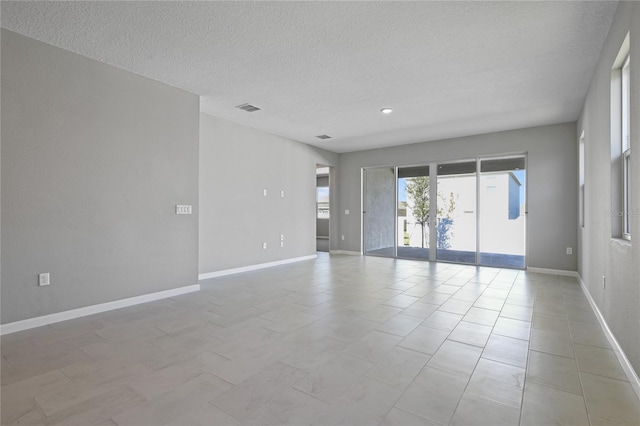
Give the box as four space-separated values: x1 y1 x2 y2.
380 108 393 114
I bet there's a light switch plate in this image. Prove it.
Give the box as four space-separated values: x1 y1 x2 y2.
176 205 192 215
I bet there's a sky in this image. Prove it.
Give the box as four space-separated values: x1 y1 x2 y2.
317 187 329 203
398 179 407 202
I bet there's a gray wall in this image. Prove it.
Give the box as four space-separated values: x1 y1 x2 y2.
1 30 3 323
1 30 199 323
577 1 639 376
338 123 578 271
199 113 338 273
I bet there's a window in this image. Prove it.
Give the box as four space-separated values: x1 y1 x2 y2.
317 187 330 218
621 54 631 239
611 34 631 240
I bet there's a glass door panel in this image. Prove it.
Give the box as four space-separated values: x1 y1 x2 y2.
397 166 430 260
436 161 477 264
363 167 396 257
479 157 526 269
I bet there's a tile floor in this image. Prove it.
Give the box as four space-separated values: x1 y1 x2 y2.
2 253 639 425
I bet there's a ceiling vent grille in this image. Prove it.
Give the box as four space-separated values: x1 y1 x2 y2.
235 103 261 112
316 134 332 140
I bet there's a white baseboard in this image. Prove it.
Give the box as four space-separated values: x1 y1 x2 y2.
0 284 200 336
577 275 640 399
329 250 361 256
526 267 578 277
199 255 317 280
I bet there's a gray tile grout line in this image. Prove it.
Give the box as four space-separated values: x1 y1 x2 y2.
447 272 521 426
517 277 533 426
567 288 600 426
354 265 477 425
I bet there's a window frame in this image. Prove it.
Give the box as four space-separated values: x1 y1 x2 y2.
579 132 585 228
622 54 631 240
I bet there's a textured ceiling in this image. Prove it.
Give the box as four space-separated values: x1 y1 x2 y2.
1 1 618 153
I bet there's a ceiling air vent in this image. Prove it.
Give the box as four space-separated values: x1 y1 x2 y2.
316 134 332 140
235 103 261 112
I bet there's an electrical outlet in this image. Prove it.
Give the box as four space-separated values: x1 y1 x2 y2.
280 190 285 198
345 209 350 215
566 247 572 255
341 235 345 241
39 273 50 286
280 241 284 248
280 234 284 241
263 242 267 249
263 189 267 196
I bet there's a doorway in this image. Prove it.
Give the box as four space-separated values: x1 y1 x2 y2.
316 165 330 252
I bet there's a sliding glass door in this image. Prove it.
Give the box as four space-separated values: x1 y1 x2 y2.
397 166 431 260
478 157 526 268
436 161 477 265
363 167 396 257
362 155 526 269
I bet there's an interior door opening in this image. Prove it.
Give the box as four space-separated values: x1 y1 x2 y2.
316 165 330 252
